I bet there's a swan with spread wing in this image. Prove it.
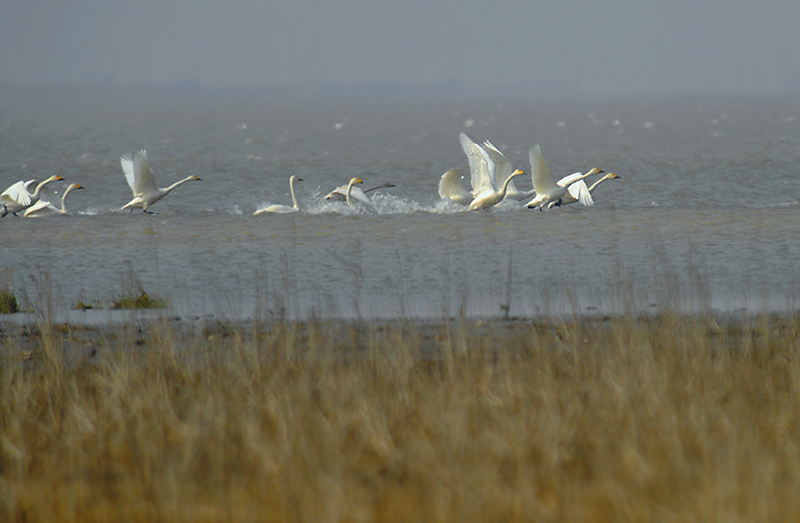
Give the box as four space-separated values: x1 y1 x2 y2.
120 150 201 214
525 145 603 210
1 176 63 216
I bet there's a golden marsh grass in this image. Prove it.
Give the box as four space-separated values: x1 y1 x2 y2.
2 312 800 521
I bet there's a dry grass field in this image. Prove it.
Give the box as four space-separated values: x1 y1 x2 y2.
2 311 800 521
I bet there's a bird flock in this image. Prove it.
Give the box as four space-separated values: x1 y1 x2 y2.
1 133 619 218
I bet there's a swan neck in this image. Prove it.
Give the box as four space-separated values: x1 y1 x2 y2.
31 182 47 199
60 186 75 213
587 177 607 193
498 172 519 198
290 178 298 209
164 176 195 193
346 181 355 206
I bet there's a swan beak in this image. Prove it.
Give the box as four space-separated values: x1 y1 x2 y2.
195 176 202 181
75 184 84 190
297 177 303 182
611 173 620 179
356 178 363 184
56 176 64 181
597 168 604 174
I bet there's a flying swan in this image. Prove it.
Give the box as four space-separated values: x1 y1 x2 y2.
525 145 603 210
254 175 303 214
1 176 64 217
460 133 524 211
325 180 395 203
548 172 621 208
120 150 201 214
24 183 84 217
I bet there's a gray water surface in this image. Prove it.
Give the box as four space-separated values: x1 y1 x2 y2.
2 99 799 321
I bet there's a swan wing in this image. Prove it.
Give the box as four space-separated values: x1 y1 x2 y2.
326 182 372 204
363 181 395 193
473 145 498 199
324 183 349 201
566 180 594 207
556 171 587 187
120 155 137 192
482 140 513 188
459 133 493 195
23 199 56 217
438 168 472 202
529 145 559 195
459 133 482 188
1 180 32 207
128 150 158 195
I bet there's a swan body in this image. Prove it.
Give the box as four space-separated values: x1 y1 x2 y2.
481 140 536 201
548 172 620 208
120 150 201 213
460 133 525 211
254 175 303 214
24 183 84 217
438 168 472 205
325 180 394 203
1 176 63 216
525 145 603 210
468 169 525 210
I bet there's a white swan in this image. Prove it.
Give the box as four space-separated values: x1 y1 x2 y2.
460 133 524 211
1 179 35 217
481 140 536 201
548 172 620 208
325 180 394 203
120 150 201 214
24 183 84 217
254 175 303 214
438 168 472 205
1 176 63 216
525 145 603 210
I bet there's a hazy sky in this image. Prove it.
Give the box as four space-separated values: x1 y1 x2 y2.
2 0 799 97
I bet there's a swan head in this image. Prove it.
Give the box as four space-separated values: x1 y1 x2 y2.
586 168 603 176
290 175 303 183
349 177 363 186
191 175 202 181
606 173 620 180
511 169 525 177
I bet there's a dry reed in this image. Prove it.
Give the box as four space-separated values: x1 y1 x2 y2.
2 312 800 521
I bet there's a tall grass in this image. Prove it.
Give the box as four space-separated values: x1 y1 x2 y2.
2 312 800 521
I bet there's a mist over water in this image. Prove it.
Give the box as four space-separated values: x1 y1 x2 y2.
2 98 799 321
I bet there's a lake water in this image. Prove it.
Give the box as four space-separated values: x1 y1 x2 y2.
2 97 800 322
